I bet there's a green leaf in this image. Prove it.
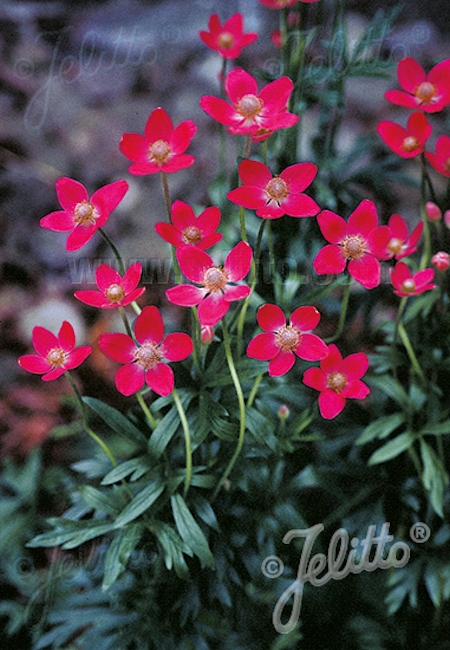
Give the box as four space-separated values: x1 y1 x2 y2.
152 520 192 580
368 431 414 465
245 406 277 450
356 413 404 445
82 397 147 446
27 518 115 549
113 478 164 528
101 456 151 485
420 439 448 518
102 523 143 590
147 405 181 459
79 485 121 516
421 420 450 436
171 494 214 570
368 376 409 409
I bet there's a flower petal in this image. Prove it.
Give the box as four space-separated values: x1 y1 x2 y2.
247 332 279 360
341 352 369 381
317 210 347 244
170 121 197 155
283 193 320 218
119 134 149 163
268 350 295 377
223 284 250 302
40 210 75 232
116 363 144 396
161 332 193 361
290 305 320 331
58 321 75 352
197 291 229 326
145 362 174 397
318 389 346 419
145 107 173 142
32 326 58 357
166 284 206 307
226 67 258 103
302 367 327 391
398 57 425 92
223 241 252 281
134 305 164 345
280 162 318 193
313 245 346 275
348 255 380 289
64 346 92 370
348 199 378 236
177 246 214 283
56 177 88 212
98 333 136 363
92 180 128 213
238 159 272 187
295 333 328 361
96 264 122 292
18 354 51 374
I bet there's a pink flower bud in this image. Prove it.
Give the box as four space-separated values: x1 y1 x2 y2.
425 201 442 221
200 325 214 345
444 210 450 229
431 251 450 271
278 404 290 420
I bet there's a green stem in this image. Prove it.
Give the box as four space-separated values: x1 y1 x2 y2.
65 371 118 467
212 320 246 500
98 227 125 275
118 305 134 338
247 373 263 408
160 171 172 221
397 320 426 382
407 444 422 479
172 388 192 498
135 391 157 429
242 134 252 160
325 274 351 343
419 154 432 270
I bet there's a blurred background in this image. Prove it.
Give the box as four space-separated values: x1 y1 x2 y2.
0 0 449 456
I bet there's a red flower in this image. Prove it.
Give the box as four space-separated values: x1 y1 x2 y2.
385 57 450 113
165 241 253 326
313 200 391 289
200 67 299 141
247 303 328 376
199 13 258 60
18 321 92 382
74 262 145 309
425 135 450 178
303 344 370 419
383 214 423 261
227 159 320 219
259 0 319 7
155 200 222 250
98 306 193 397
377 112 431 158
390 261 435 297
431 251 450 272
119 107 196 175
40 178 128 252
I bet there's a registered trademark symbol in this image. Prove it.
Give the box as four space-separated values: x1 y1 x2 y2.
409 522 430 543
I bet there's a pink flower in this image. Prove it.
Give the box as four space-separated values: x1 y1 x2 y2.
74 262 145 309
227 159 320 219
313 200 391 289
199 13 258 60
431 251 450 272
119 107 196 175
390 261 436 297
155 200 222 250
383 214 423 261
425 201 442 222
259 0 319 7
40 178 128 252
385 57 450 113
425 135 450 178
303 344 370 419
200 67 299 141
247 303 328 376
377 112 431 158
165 241 253 326
18 321 92 382
98 306 193 397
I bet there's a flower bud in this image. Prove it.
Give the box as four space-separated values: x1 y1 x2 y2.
444 210 450 230
425 201 442 221
200 325 214 345
278 404 290 421
431 251 450 271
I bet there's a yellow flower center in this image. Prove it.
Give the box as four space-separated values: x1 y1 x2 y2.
149 139 171 165
134 343 162 369
387 237 403 255
340 234 366 260
203 266 228 292
265 176 289 204
275 326 300 352
237 94 263 118
182 226 202 245
401 278 416 293
327 371 347 392
414 81 436 104
46 347 67 368
73 201 99 226
217 32 235 49
105 283 126 303
401 136 420 152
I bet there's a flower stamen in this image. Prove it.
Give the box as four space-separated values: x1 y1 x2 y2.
327 371 347 392
340 234 367 260
217 32 235 49
134 343 162 370
74 201 99 226
265 176 289 205
46 347 67 368
203 266 228 292
414 81 436 104
275 326 300 352
182 225 202 245
237 94 263 118
105 283 126 303
149 139 171 165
